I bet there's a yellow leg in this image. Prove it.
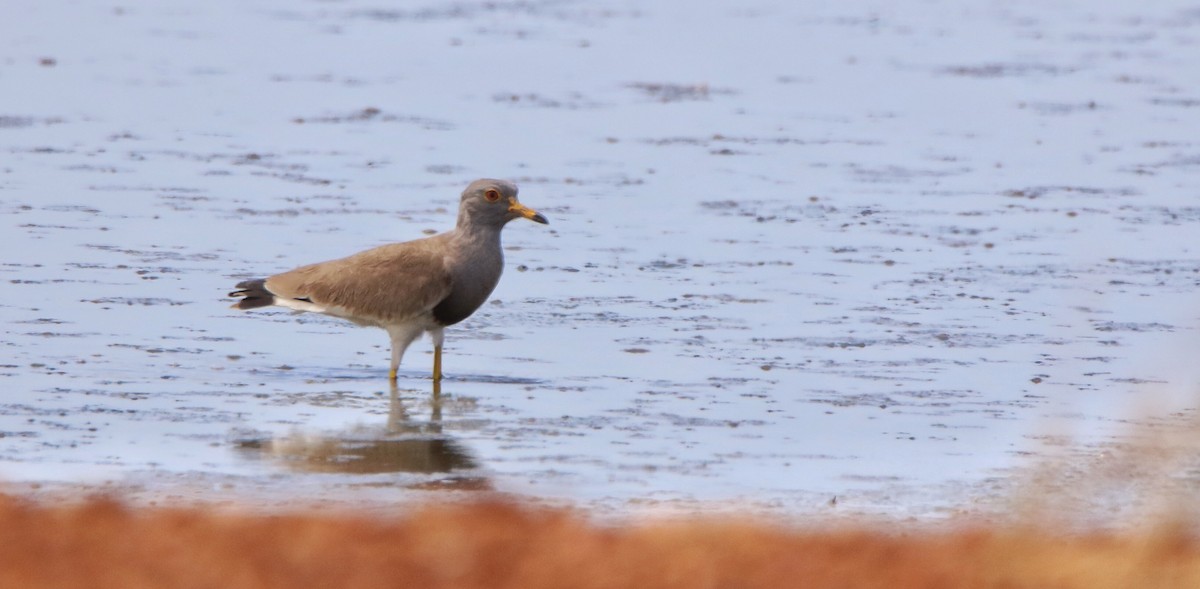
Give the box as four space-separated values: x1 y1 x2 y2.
432 344 443 382
388 368 397 382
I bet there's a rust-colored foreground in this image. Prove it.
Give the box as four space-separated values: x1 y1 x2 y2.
0 495 1197 589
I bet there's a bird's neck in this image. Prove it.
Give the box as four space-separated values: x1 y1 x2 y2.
451 220 503 248
454 210 506 241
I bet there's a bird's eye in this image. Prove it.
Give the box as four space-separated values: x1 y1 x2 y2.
484 188 501 202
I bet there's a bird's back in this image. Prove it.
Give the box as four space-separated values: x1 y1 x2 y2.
264 233 454 326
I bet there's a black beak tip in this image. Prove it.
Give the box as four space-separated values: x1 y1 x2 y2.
531 213 549 225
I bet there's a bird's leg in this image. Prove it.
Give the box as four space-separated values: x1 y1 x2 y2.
429 327 445 382
389 336 403 381
433 344 443 382
385 325 423 383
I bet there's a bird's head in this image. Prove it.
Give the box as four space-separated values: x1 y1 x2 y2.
459 178 549 228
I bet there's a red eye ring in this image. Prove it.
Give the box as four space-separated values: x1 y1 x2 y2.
484 188 501 202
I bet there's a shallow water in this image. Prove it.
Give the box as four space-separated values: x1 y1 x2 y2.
1 0 1199 519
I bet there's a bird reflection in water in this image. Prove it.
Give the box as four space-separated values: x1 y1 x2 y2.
236 382 487 489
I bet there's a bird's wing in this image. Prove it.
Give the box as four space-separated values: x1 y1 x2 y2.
263 236 453 324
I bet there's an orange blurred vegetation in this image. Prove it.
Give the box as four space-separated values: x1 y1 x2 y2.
0 495 1197 589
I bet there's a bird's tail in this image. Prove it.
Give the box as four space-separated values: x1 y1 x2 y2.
229 278 275 310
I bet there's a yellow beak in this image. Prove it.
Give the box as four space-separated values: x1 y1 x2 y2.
508 200 549 224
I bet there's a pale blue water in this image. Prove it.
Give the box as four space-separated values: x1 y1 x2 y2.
1 0 1198 518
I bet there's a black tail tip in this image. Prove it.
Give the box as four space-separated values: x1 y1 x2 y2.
233 278 266 291
229 278 273 310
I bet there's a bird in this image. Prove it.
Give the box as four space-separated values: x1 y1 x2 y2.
229 178 548 382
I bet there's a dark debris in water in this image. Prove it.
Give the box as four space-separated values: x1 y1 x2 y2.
492 92 604 110
292 107 453 130
656 413 767 428
644 134 878 148
627 82 731 102
940 62 1078 78
1091 321 1176 333
1002 185 1139 199
108 343 209 355
0 115 65 128
83 297 190 306
1019 101 1102 115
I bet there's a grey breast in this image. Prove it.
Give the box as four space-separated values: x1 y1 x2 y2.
431 235 505 326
